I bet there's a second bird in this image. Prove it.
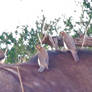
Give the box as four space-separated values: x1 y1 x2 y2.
60 31 79 62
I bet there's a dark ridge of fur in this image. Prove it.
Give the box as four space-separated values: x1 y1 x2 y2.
0 50 5 61
29 49 92 64
0 54 5 60
0 56 4 60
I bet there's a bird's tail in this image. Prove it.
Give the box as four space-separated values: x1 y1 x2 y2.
71 50 79 62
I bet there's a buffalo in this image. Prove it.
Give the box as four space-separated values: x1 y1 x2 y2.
0 49 92 92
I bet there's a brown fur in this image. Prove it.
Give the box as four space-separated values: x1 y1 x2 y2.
0 49 4 60
0 49 92 92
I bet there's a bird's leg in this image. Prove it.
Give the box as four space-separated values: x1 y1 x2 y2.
38 67 45 72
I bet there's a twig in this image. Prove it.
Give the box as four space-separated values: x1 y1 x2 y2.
36 15 45 46
17 66 24 92
81 26 88 48
37 33 42 46
41 15 45 33
81 19 91 48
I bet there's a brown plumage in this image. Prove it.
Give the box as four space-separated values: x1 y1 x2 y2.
60 31 79 62
36 44 49 72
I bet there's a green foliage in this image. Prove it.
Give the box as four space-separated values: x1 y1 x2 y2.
0 25 39 63
87 24 92 36
63 0 92 37
63 17 73 33
7 47 18 63
35 15 61 35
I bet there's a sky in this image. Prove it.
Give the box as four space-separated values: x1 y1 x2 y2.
0 0 81 34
